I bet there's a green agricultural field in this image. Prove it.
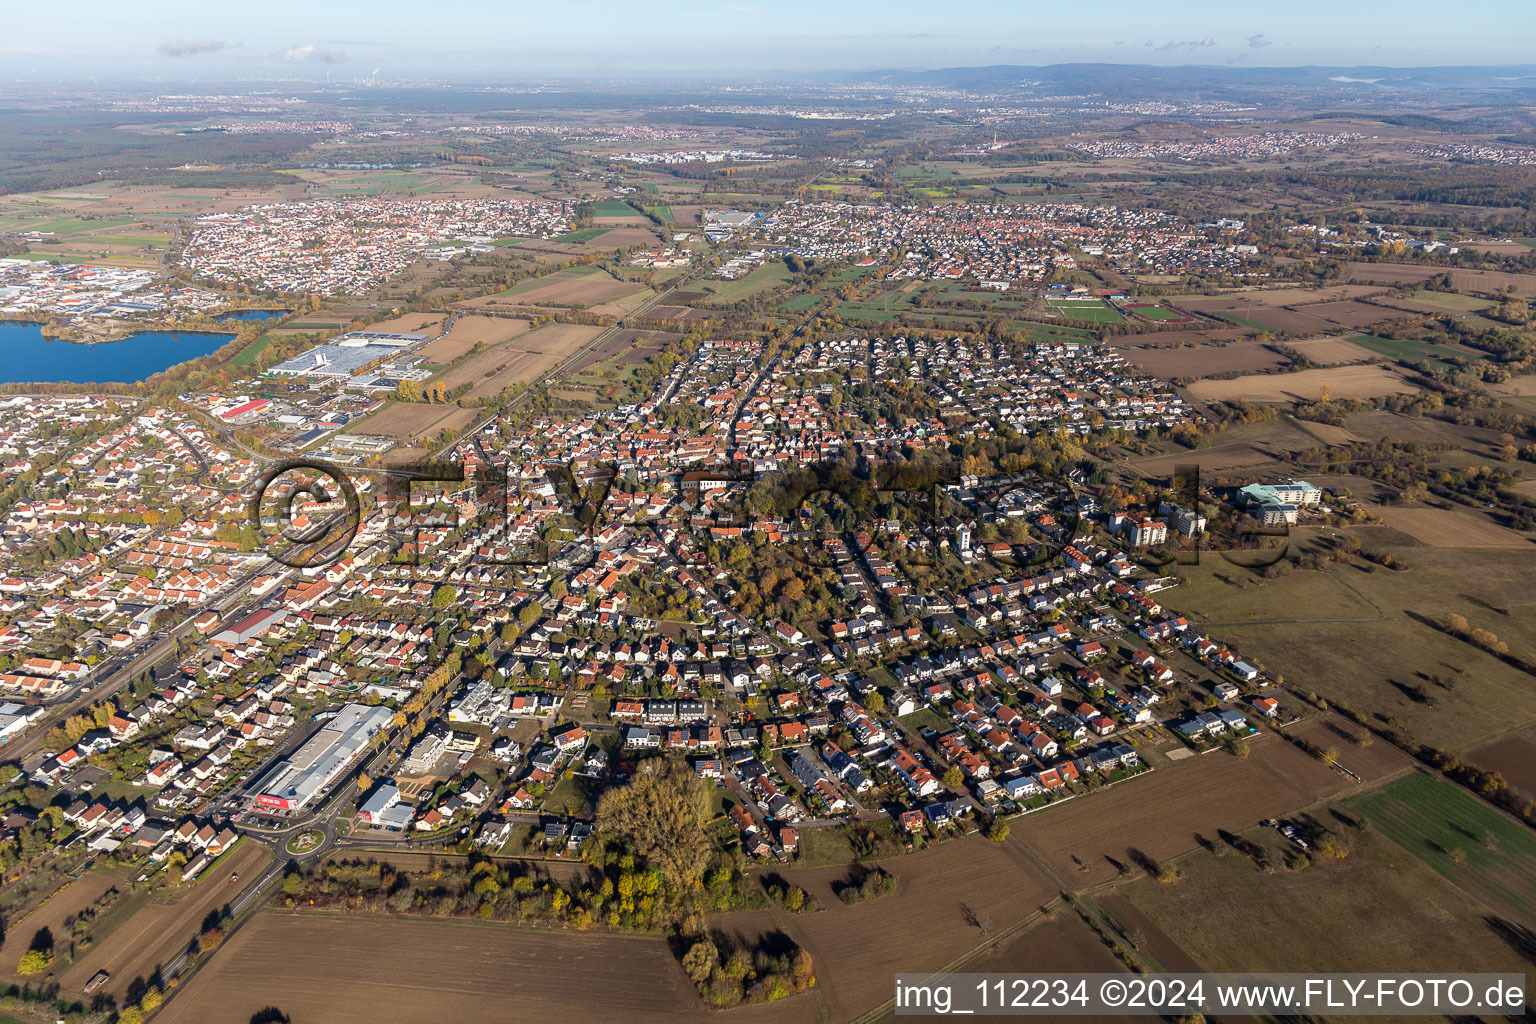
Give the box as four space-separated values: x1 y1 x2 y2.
227 334 272 369
1345 771 1536 921
553 227 609 243
77 235 170 247
12 216 139 234
1406 289 1494 312
1343 333 1474 366
895 164 960 182
836 305 903 323
591 200 637 217
643 205 674 222
778 295 820 312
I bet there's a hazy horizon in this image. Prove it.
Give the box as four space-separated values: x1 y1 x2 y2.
4 0 1533 81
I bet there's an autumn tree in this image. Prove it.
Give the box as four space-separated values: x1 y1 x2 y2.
595 758 710 885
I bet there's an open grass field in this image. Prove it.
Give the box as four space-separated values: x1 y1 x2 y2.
360 403 481 441
0 867 122 982
697 260 793 305
1193 546 1536 753
1123 342 1286 379
60 840 271 1002
414 315 531 364
1163 566 1379 624
155 912 728 1024
1112 827 1531 974
776 837 1056 1024
1185 364 1418 403
1345 772 1536 925
1012 734 1351 890
1370 507 1530 548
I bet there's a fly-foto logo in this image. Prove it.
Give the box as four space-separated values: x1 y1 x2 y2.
250 456 1291 576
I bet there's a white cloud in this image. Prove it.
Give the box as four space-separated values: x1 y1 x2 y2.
284 43 348 64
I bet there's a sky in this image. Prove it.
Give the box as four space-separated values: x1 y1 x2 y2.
4 0 1534 79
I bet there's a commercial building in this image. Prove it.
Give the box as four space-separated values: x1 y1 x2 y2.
252 703 392 812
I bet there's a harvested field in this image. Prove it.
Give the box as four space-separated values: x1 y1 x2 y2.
156 913 733 1024
1234 306 1340 335
1281 336 1373 365
1094 893 1204 973
589 287 662 318
0 869 121 980
361 403 481 441
1104 328 1249 348
776 837 1055 1023
462 269 647 310
593 227 664 247
568 327 678 376
1366 295 1469 316
1370 508 1529 548
1284 716 1415 781
1491 375 1536 396
1291 299 1406 329
437 323 604 401
1343 262 1536 296
1185 364 1417 403
968 912 1126 976
1116 829 1530 974
1292 419 1360 445
1013 736 1351 889
1124 342 1285 379
364 311 446 335
641 303 715 321
1467 732 1536 799
414 315 532 363
1238 284 1386 306
61 840 270 1001
1129 442 1292 479
955 913 1132 1024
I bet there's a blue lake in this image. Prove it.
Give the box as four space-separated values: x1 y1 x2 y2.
214 308 289 323
0 321 234 384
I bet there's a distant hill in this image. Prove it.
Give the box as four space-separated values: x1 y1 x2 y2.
849 62 1536 104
